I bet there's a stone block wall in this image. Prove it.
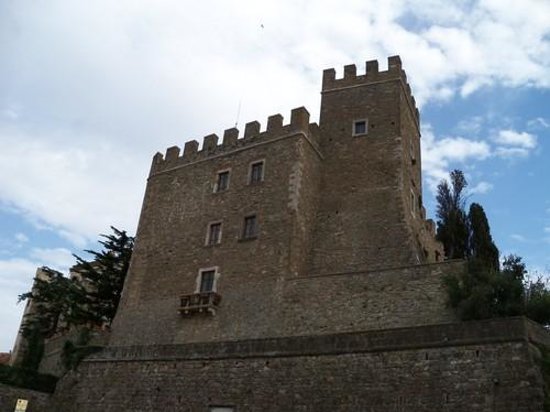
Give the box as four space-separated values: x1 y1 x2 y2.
47 318 547 412
281 260 462 336
111 258 462 347
39 329 110 377
111 109 322 347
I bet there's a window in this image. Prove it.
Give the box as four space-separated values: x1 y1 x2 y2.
199 270 216 293
410 140 416 164
210 407 234 412
410 190 416 217
242 215 258 239
206 222 222 245
353 119 367 136
249 161 264 184
215 170 230 192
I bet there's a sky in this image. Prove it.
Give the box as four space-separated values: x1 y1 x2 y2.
0 0 549 352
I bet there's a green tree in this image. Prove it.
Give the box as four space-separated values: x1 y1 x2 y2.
492 255 525 317
468 202 500 272
18 227 134 371
436 169 469 260
18 267 87 337
525 276 550 325
72 226 134 325
435 170 550 326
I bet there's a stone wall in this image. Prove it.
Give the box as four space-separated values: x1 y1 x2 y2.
111 111 322 347
282 260 461 336
47 317 547 412
111 259 462 347
39 329 110 377
0 384 50 412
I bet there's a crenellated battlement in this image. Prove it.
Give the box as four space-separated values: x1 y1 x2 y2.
149 107 319 176
322 56 419 123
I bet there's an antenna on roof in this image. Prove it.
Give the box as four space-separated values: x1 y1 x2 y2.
234 98 242 128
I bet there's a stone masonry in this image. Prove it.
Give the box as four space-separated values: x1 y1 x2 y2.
109 55 444 347
47 56 550 411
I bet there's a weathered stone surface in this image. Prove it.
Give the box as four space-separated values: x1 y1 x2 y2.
48 318 547 411
0 383 51 412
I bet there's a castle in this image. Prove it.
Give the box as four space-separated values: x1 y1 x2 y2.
39 56 550 411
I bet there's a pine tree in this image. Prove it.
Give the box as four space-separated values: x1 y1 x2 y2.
72 226 134 326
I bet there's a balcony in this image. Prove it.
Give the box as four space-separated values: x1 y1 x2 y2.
179 292 222 316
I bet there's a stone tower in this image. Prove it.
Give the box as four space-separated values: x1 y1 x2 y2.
108 56 443 348
311 55 440 275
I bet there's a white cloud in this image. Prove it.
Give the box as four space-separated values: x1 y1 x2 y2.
14 233 29 243
29 247 75 273
456 116 484 135
0 0 548 244
0 129 146 244
0 258 41 352
494 147 530 159
527 117 550 130
544 227 550 234
493 130 537 149
468 181 493 195
510 234 527 242
1 108 19 120
421 124 491 190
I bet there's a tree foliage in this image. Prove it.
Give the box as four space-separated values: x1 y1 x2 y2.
436 169 469 260
468 202 500 272
71 226 134 325
436 170 550 326
17 227 134 371
18 267 88 338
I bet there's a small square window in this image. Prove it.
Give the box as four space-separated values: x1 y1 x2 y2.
199 270 215 293
215 171 230 192
206 222 222 246
249 161 264 184
242 215 258 239
353 120 367 136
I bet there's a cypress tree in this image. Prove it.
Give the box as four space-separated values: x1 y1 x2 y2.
468 202 499 272
436 170 469 259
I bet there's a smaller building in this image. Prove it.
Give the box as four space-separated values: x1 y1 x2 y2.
0 352 10 365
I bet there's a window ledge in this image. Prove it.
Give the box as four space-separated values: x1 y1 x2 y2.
204 243 221 248
238 236 258 242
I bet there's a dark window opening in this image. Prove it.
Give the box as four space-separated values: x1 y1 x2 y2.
200 270 215 292
242 215 258 239
353 120 367 135
216 171 229 192
207 223 222 245
249 161 264 184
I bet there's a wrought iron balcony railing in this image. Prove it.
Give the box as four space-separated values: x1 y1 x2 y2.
179 291 221 316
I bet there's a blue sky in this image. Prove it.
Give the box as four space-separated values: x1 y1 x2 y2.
0 0 549 352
